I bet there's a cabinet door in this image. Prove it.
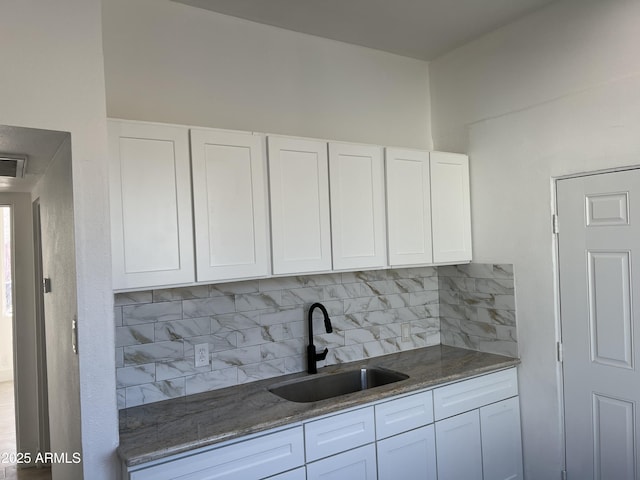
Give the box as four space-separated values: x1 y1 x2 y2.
481 397 524 480
385 148 433 266
430 152 472 263
190 129 269 282
436 410 483 480
306 444 377 480
377 425 437 480
328 143 386 270
268 136 331 275
108 120 195 290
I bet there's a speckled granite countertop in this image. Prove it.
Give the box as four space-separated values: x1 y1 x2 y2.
118 345 519 467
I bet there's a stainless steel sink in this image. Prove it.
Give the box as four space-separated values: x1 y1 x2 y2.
268 367 409 403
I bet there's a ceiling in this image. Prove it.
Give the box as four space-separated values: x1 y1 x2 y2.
172 0 559 60
0 125 69 192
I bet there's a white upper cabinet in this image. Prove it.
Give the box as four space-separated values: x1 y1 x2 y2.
329 142 386 271
190 129 269 282
268 136 332 275
431 152 472 263
108 120 195 290
385 148 433 266
108 118 473 290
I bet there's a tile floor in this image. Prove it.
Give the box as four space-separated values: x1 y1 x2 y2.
0 382 50 480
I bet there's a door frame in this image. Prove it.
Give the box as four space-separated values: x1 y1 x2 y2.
32 198 50 457
0 193 43 465
552 164 640 476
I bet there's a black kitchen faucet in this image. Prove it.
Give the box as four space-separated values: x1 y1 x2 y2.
307 302 333 374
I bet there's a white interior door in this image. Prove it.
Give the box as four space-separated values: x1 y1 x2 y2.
558 169 640 480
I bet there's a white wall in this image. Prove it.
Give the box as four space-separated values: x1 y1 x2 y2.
102 0 432 150
429 0 640 477
31 138 83 479
0 1 117 478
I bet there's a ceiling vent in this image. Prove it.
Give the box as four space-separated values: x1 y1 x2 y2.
0 155 27 178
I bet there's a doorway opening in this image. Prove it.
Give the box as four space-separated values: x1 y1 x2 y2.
0 205 16 471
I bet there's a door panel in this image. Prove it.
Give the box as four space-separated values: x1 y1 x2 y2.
592 393 635 479
587 251 632 368
430 151 472 263
435 410 483 480
557 169 640 480
385 148 432 266
329 142 386 270
268 136 331 275
190 129 269 282
108 120 194 289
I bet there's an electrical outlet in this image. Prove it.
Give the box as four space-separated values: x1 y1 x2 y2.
195 343 210 367
401 323 411 341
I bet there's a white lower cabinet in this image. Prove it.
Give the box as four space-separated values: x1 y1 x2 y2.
480 397 524 480
306 444 377 480
434 368 523 480
436 410 483 480
377 425 437 480
125 368 522 480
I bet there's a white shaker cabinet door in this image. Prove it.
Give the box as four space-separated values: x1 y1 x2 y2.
329 142 386 270
481 397 524 480
268 136 331 275
190 129 269 282
108 120 195 290
306 444 377 480
436 410 483 480
430 151 472 263
377 425 437 480
385 148 433 266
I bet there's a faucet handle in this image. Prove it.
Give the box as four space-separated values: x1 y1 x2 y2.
315 347 329 361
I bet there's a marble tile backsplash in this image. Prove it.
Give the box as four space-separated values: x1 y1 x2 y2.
115 268 440 409
438 264 517 358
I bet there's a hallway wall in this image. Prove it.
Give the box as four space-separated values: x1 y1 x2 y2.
0 1 117 478
32 138 81 479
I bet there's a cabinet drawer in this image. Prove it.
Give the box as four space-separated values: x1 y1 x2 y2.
129 426 304 480
433 368 518 420
305 407 375 462
375 391 433 439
